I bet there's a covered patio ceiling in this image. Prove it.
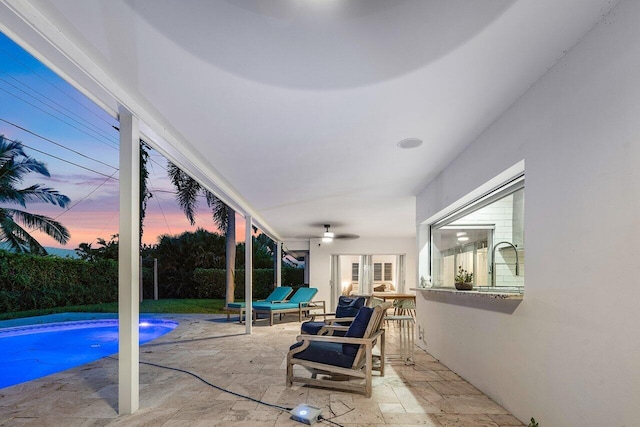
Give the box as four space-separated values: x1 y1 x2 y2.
0 0 616 241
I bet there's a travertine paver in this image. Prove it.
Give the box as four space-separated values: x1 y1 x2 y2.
0 314 524 426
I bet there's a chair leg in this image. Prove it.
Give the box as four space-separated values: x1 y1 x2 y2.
286 359 293 387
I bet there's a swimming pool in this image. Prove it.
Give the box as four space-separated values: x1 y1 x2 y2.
0 318 178 389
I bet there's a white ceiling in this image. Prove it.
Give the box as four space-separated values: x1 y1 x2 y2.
0 0 617 242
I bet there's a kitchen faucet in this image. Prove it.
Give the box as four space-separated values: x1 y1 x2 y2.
491 241 519 287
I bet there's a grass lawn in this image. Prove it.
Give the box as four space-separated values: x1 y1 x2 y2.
0 299 228 321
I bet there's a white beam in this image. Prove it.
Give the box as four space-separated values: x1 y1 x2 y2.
276 242 282 287
118 107 140 415
245 216 253 335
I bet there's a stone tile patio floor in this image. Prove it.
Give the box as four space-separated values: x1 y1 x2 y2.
0 314 524 426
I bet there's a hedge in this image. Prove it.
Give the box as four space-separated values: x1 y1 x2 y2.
0 251 118 313
192 267 305 300
0 250 305 312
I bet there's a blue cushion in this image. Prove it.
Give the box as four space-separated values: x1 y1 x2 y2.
226 302 245 309
289 287 318 303
300 321 347 337
335 296 365 319
300 321 326 335
290 341 355 369
342 306 374 356
267 286 293 302
252 302 299 311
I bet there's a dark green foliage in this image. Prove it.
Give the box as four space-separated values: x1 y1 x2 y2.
192 267 305 300
147 229 226 298
75 234 119 261
139 141 152 244
0 250 117 313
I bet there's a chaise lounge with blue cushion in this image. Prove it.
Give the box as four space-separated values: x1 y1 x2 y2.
252 287 323 326
225 286 293 322
286 302 391 397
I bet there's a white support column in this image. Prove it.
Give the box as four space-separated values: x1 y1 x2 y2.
245 215 253 335
304 254 310 285
118 107 140 415
276 241 282 287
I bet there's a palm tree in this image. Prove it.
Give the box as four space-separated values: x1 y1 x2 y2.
167 163 236 305
0 136 70 255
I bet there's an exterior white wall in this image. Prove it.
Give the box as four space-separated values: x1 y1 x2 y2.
309 237 417 310
415 1 640 426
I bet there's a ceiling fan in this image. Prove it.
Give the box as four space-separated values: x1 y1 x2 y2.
294 224 360 242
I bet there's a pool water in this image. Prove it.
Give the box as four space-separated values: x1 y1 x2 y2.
0 318 178 389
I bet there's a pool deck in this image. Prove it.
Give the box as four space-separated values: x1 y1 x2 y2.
0 314 524 426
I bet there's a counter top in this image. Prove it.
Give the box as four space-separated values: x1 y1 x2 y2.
411 287 523 300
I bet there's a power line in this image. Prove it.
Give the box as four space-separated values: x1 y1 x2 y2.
54 169 119 220
0 73 118 144
0 118 118 171
0 85 119 150
3 135 118 180
148 161 173 235
0 70 118 142
0 45 116 128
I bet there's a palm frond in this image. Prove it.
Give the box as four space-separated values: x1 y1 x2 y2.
205 191 229 232
0 212 29 252
168 162 201 225
6 208 71 245
14 184 71 208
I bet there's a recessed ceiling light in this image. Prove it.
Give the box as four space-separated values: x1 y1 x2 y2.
457 236 469 242
397 138 423 149
456 232 467 236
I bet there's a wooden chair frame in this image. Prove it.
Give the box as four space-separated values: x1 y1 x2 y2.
286 302 391 397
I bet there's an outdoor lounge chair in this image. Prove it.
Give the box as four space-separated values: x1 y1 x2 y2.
286 302 391 397
225 286 293 322
252 287 323 326
300 295 367 335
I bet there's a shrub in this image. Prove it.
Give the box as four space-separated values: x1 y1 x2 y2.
0 251 118 313
192 267 305 300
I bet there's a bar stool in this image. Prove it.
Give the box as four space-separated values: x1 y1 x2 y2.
384 314 415 365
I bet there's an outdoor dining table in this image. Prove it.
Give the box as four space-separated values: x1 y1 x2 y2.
371 293 416 303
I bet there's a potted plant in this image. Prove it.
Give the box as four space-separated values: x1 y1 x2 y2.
454 266 474 290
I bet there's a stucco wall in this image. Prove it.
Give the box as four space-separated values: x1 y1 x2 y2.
415 1 640 426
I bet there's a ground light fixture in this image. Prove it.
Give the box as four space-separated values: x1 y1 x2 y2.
322 224 334 243
290 404 322 424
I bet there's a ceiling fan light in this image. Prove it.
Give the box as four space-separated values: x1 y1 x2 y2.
322 231 334 242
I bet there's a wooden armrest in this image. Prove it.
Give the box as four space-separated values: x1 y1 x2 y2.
317 324 349 336
295 330 383 345
325 317 355 325
305 300 326 308
309 311 337 321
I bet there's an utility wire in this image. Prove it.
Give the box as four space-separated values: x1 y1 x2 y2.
146 164 172 236
3 135 118 180
0 46 116 128
0 118 118 171
0 70 118 143
54 169 119 219
0 85 118 150
0 74 118 144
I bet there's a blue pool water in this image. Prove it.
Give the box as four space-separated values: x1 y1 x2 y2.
0 318 178 389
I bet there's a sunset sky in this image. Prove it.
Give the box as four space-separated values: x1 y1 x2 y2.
0 32 246 251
